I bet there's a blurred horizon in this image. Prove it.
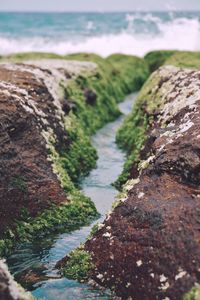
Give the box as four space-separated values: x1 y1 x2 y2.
0 11 199 57
0 0 200 12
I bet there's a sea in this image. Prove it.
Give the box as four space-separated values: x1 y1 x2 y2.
0 11 200 57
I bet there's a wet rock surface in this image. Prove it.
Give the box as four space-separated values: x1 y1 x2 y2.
0 60 97 235
82 66 200 299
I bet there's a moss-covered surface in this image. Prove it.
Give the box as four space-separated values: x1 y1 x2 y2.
0 193 98 257
57 53 149 186
114 65 170 189
184 286 200 300
164 51 200 69
145 50 200 72
65 53 149 104
115 104 148 189
115 52 179 188
107 53 149 95
0 51 64 62
61 247 94 282
144 50 177 72
114 86 154 188
56 113 98 184
115 51 200 189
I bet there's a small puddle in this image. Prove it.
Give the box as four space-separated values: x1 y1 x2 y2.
6 93 137 300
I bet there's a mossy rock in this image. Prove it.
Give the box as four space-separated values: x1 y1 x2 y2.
144 50 177 72
164 51 200 70
107 53 149 94
0 192 99 257
61 247 94 282
145 50 200 72
0 52 63 62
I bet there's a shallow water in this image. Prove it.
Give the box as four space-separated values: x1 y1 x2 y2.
6 93 137 300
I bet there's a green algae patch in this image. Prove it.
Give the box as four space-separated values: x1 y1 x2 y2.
0 193 99 258
144 50 177 72
145 50 200 72
107 53 149 95
61 247 94 282
59 114 98 183
0 51 64 62
66 53 149 103
64 71 120 136
164 51 200 69
184 286 200 300
114 101 149 189
114 67 165 189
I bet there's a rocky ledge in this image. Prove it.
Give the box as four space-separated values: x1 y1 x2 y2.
61 65 200 299
0 59 100 253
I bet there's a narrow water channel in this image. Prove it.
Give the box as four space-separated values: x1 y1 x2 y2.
6 93 137 300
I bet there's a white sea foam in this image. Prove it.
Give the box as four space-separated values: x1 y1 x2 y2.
0 17 199 57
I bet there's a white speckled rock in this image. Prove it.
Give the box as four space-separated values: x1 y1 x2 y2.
0 260 34 300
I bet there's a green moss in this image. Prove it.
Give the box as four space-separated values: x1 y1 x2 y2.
114 102 148 189
0 51 63 62
62 247 94 282
145 50 200 72
144 50 178 72
114 66 166 189
164 51 200 69
184 286 200 300
60 114 98 183
0 193 98 257
66 53 149 103
87 223 99 240
64 73 120 135
107 53 149 95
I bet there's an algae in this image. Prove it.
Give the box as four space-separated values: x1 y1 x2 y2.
114 103 148 189
164 51 200 69
144 50 200 72
61 247 94 282
144 50 177 72
184 286 200 300
0 51 64 62
0 194 98 257
107 53 149 94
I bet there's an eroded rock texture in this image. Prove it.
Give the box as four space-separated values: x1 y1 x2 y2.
0 60 97 234
84 66 200 299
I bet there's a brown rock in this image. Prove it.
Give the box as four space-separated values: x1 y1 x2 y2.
84 66 200 299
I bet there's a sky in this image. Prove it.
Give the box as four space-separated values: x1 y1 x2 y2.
0 0 200 12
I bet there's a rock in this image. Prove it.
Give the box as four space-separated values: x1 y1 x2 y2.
62 100 77 114
84 88 97 105
0 60 98 240
0 259 34 300
76 66 200 299
0 63 67 234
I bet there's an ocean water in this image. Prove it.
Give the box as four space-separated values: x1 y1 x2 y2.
0 11 200 57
